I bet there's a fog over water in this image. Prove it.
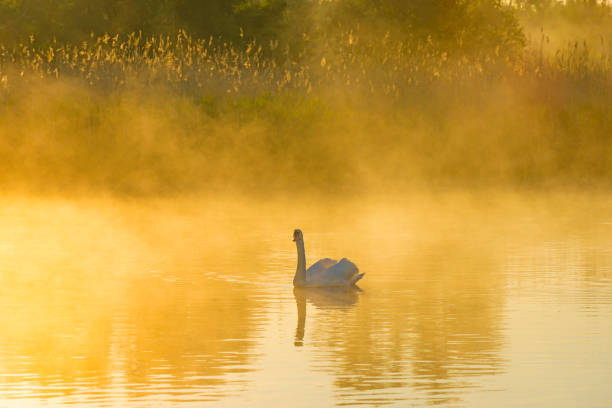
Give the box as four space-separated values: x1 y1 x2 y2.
0 192 610 407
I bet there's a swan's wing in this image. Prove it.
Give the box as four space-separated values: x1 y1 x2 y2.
326 258 359 281
307 258 337 275
307 258 361 286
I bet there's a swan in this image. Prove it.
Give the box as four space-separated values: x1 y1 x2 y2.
292 229 364 287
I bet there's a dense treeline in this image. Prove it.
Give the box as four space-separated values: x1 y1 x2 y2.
2 1 610 51
0 0 284 44
2 1 611 61
0 1 526 51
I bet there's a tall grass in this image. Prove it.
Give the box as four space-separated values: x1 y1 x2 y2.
1 30 612 195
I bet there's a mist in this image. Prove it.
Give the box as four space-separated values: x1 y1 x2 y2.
2 31 611 197
2 3 612 406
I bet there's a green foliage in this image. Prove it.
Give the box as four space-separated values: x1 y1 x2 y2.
0 0 286 45
288 0 525 55
0 0 525 55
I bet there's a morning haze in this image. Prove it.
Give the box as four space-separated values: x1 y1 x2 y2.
0 1 611 407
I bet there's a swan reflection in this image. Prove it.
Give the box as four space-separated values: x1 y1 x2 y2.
293 286 361 346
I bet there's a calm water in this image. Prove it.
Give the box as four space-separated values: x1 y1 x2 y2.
0 193 611 407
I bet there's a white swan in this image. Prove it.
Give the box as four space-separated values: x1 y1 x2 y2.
292 229 364 287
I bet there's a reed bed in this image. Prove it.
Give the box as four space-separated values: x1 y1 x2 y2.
2 30 610 98
1 30 612 195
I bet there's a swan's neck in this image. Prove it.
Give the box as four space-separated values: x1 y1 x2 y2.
294 240 306 286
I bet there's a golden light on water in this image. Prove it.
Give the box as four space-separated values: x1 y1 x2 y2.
0 194 611 406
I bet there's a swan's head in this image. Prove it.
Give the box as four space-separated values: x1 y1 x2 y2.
292 229 303 242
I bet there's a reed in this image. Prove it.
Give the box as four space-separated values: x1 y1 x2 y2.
1 30 608 96
1 30 611 194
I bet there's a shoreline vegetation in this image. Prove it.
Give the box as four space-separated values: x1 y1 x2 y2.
1 2 612 196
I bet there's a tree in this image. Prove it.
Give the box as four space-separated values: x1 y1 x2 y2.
0 0 287 45
286 0 525 53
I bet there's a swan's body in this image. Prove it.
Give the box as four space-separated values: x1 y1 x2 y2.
292 229 364 287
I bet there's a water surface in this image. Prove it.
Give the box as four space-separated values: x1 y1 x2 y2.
0 193 610 407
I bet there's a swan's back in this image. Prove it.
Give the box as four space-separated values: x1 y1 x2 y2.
307 258 337 274
306 258 363 287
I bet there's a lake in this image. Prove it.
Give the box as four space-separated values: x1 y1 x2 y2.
0 192 610 407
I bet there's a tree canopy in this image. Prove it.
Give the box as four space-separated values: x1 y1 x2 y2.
0 0 286 44
0 0 525 53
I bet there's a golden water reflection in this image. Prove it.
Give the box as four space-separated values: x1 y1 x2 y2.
0 194 610 407
293 287 360 346
0 197 264 404
289 237 505 406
